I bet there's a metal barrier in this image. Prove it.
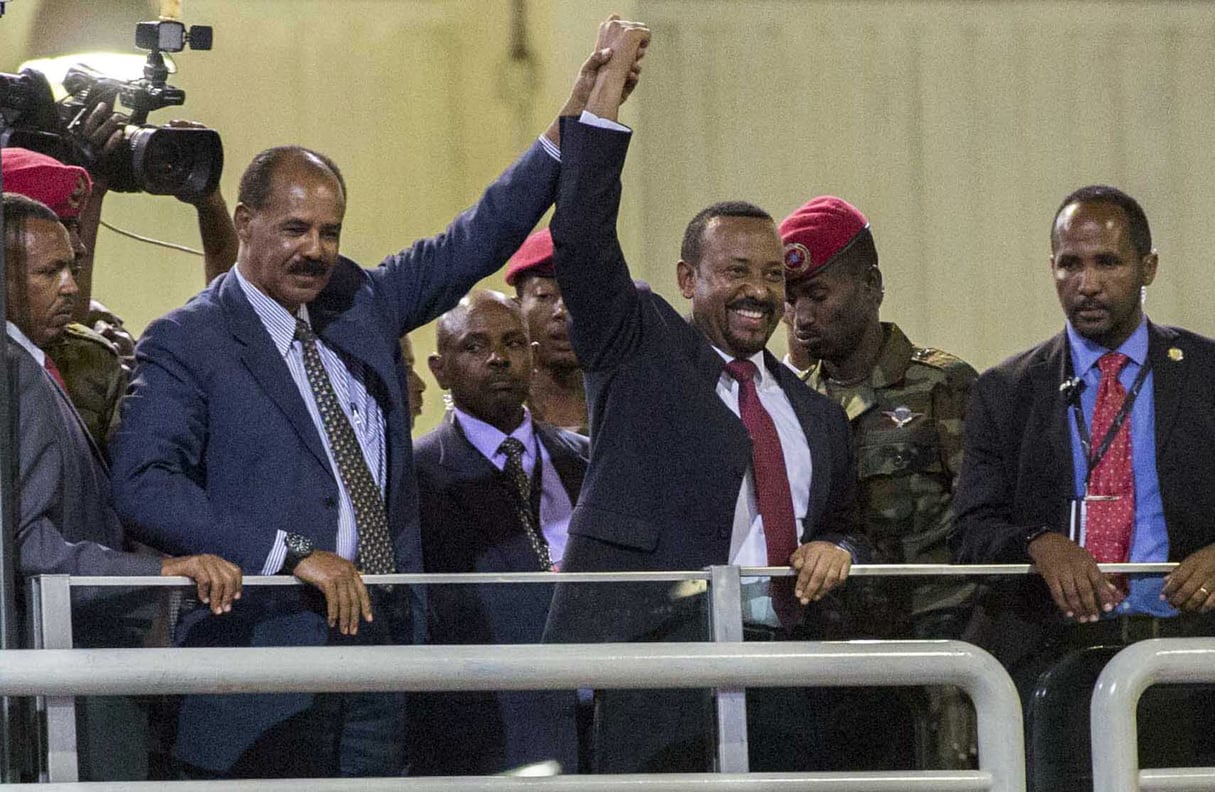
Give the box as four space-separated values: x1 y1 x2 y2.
34 562 1190 787
1 639 1023 791
1091 638 1215 791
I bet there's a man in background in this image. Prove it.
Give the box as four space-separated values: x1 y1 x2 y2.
412 290 587 774
505 228 587 433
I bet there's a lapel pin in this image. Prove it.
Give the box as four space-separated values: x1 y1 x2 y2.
1168 347 1184 362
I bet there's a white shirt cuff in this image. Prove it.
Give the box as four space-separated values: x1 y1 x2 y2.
579 109 631 132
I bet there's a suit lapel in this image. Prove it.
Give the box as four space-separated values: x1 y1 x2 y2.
1148 322 1186 457
537 424 588 501
219 274 331 471
1029 332 1076 497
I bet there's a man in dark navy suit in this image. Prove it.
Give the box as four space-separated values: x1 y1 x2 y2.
109 18 649 779
412 290 587 775
541 37 864 772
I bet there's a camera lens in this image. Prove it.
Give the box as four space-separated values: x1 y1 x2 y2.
129 126 222 198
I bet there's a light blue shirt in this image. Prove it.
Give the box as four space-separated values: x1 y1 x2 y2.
1066 318 1173 617
233 267 387 574
451 407 574 566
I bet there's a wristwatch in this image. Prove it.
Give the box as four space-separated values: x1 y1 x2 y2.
282 532 315 575
1024 525 1054 553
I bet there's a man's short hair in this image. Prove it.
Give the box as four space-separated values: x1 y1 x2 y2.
1053 185 1152 258
4 192 60 271
238 146 347 210
680 201 773 266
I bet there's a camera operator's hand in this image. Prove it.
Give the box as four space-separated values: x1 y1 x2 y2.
76 102 129 193
167 120 238 282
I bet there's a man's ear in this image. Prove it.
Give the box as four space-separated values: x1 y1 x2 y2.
427 353 449 390
676 259 696 299
234 204 254 244
1141 250 1159 287
866 266 885 307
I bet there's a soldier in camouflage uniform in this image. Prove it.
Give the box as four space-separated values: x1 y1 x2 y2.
780 196 979 769
46 320 128 450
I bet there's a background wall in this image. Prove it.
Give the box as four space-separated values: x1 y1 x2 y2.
3 0 1214 435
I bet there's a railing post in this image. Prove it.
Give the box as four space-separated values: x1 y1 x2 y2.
28 574 78 782
707 565 747 773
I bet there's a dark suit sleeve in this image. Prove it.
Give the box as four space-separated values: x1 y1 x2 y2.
550 118 643 373
807 402 870 562
8 344 159 578
951 372 1036 562
110 318 266 572
370 139 561 334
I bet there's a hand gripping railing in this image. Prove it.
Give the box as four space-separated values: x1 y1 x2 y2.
1091 637 1215 791
2 639 1023 792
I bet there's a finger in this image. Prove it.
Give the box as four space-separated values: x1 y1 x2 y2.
1177 581 1214 612
1044 574 1072 619
337 578 357 635
1073 573 1103 622
796 554 829 604
1058 574 1086 620
323 582 339 629
355 575 373 624
192 563 212 607
1090 568 1120 613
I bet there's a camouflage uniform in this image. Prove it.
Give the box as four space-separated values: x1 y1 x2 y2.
46 323 128 452
805 322 979 767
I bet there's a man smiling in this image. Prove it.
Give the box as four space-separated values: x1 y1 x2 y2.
542 63 862 771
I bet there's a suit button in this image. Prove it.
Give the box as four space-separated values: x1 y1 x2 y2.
323 496 338 508
719 529 729 539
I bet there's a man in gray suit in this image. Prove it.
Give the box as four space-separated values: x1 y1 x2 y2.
3 193 241 607
4 192 243 780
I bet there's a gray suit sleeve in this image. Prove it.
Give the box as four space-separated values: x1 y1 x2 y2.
8 343 161 578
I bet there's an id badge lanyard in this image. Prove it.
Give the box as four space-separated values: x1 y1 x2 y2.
1068 361 1151 545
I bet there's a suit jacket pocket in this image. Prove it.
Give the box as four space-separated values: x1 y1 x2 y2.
569 502 662 552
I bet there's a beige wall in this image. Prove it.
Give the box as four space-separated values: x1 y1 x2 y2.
4 1 1215 435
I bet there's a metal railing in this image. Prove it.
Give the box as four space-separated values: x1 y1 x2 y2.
2 639 1023 792
1091 638 1215 791
28 562 1186 788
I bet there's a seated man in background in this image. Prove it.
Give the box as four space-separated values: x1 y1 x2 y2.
953 185 1215 790
780 196 980 769
2 192 241 779
412 290 587 775
505 228 587 433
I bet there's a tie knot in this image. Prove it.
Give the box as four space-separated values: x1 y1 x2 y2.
499 437 526 461
1098 352 1130 377
724 359 758 383
294 318 315 343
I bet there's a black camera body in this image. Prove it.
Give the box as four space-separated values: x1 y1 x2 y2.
0 20 222 200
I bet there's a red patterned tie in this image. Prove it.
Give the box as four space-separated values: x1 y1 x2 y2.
724 360 801 626
1085 352 1134 565
44 356 67 391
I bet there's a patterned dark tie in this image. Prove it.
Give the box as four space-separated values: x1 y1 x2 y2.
1086 352 1134 565
724 359 801 626
498 437 555 571
294 319 395 574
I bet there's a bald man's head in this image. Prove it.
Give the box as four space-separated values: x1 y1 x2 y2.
429 290 534 433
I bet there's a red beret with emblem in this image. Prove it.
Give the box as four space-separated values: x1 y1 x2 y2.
504 227 554 287
2 147 93 219
778 196 869 283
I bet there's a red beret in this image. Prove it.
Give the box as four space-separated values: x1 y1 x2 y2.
504 228 554 286
778 196 869 283
1 147 92 219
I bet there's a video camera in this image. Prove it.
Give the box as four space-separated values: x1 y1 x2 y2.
0 19 223 200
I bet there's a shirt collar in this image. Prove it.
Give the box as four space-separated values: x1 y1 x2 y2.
453 405 535 462
1066 316 1149 377
234 265 311 358
712 345 773 389
6 321 45 366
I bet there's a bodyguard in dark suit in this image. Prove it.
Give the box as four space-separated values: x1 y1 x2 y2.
541 30 863 773
108 23 646 778
412 291 587 775
953 185 1215 790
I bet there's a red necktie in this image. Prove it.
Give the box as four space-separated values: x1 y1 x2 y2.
725 360 801 626
1085 352 1134 564
44 356 67 391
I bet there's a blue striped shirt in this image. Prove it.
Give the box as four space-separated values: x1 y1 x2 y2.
233 267 387 574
